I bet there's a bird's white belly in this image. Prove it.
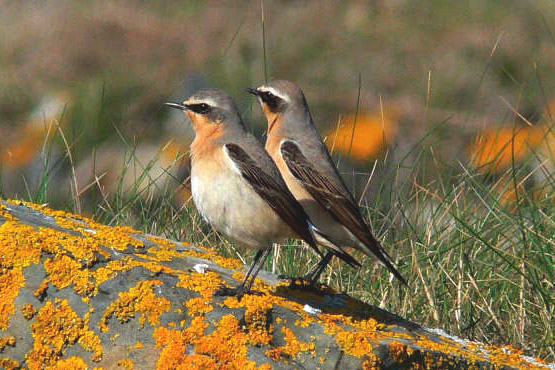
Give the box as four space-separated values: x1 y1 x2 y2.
190 160 291 248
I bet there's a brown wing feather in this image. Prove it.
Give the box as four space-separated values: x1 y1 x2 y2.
224 143 319 251
280 140 407 285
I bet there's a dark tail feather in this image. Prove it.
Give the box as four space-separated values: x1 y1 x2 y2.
309 223 361 268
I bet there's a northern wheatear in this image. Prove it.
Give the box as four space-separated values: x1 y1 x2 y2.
165 88 357 297
248 80 407 285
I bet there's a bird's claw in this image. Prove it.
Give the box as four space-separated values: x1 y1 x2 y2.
213 285 264 300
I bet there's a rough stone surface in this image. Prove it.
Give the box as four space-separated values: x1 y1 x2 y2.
0 200 552 370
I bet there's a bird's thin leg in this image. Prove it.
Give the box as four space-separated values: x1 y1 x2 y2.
244 246 273 292
304 252 333 283
214 249 264 297
240 249 264 286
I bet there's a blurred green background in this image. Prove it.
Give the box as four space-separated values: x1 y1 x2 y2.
1 0 555 361
2 0 555 208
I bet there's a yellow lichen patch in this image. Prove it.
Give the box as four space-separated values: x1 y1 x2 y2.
23 201 144 253
44 255 96 296
194 315 270 370
266 326 315 361
323 315 380 359
26 298 103 370
185 297 213 316
100 280 170 332
0 336 15 350
361 354 381 370
484 345 548 370
389 340 415 364
183 248 243 271
177 271 224 298
89 225 144 252
0 202 15 221
295 312 316 328
0 357 20 369
44 356 88 370
0 221 44 268
34 279 50 299
146 235 179 249
21 303 38 320
224 294 274 346
154 318 210 369
0 268 25 330
117 358 134 370
154 315 272 370
38 226 108 264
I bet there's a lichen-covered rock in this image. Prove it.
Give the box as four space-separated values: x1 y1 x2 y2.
0 200 551 370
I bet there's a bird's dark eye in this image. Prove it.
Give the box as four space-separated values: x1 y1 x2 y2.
260 91 283 111
187 103 211 114
261 91 274 102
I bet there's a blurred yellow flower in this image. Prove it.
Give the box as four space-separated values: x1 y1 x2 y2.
326 109 398 161
469 125 547 172
1 92 71 169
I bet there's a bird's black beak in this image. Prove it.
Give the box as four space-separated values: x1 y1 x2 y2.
164 102 188 111
245 88 260 96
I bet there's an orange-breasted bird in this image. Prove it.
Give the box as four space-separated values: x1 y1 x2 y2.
165 88 358 297
248 80 407 285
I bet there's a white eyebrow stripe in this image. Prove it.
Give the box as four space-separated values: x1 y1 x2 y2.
184 97 218 108
258 86 290 102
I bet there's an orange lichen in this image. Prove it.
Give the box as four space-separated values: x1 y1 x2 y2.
266 326 315 361
0 200 551 369
485 345 548 370
0 357 20 369
154 314 273 370
177 271 224 298
44 356 88 370
26 298 103 369
21 303 37 320
0 221 44 268
0 268 25 330
23 201 144 253
154 317 209 369
194 315 271 370
0 202 15 221
146 235 179 249
225 294 274 346
100 280 170 332
44 254 96 296
389 340 415 364
361 355 381 370
117 358 134 370
185 297 213 316
295 312 316 328
323 315 380 358
0 336 15 350
34 279 50 300
183 248 243 270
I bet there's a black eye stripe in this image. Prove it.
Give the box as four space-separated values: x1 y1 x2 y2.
187 103 211 114
261 91 275 100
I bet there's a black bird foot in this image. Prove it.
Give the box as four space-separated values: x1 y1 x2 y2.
213 285 264 300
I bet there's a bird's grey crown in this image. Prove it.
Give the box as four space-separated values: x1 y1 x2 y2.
259 80 306 106
185 88 238 112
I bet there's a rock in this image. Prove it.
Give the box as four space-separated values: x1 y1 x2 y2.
0 200 551 370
